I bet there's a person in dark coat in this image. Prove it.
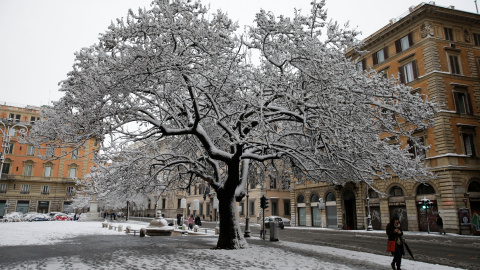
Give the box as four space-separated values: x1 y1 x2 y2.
436 214 445 235
194 215 202 226
386 214 404 270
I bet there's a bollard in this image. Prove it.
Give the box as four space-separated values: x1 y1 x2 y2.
118 225 123 232
215 227 220 235
140 228 146 237
182 224 187 232
270 221 279 241
125 226 131 234
109 224 113 230
194 225 198 232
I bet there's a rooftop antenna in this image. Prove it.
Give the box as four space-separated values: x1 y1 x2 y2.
475 0 479 13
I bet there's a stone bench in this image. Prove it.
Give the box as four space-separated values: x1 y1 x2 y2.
125 226 141 236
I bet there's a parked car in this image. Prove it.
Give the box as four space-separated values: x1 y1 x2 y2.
30 213 50 222
3 212 24 222
281 217 291 227
48 212 63 221
264 216 285 229
54 213 72 221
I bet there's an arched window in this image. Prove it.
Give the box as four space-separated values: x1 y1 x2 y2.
297 195 305 203
416 184 435 195
311 194 319 203
468 180 480 192
389 186 404 197
326 192 336 202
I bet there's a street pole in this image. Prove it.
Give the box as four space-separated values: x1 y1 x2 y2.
244 181 251 237
366 184 373 231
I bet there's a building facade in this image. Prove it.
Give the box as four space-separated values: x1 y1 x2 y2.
0 103 98 217
292 3 480 235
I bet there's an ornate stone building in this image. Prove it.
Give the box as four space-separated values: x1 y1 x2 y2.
291 3 480 235
0 103 98 217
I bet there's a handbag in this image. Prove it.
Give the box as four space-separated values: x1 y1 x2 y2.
387 240 396 252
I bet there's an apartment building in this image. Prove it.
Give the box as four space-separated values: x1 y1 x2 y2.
0 103 98 217
291 3 480 235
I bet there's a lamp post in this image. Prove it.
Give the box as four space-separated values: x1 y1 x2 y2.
244 180 251 237
419 196 432 234
0 119 29 180
366 185 373 231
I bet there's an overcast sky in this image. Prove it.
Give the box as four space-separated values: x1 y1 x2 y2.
0 0 477 107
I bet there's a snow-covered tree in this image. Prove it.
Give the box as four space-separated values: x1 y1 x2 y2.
29 0 436 249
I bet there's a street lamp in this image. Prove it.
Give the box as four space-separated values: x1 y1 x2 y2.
419 196 432 234
366 185 373 231
244 180 251 237
0 119 29 180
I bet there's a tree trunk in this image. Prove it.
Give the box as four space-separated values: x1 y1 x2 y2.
215 162 248 249
216 192 248 249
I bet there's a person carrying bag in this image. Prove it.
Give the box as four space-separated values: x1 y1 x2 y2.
386 214 404 270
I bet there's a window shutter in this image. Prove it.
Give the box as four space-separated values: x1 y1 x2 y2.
395 39 401 53
398 66 405 84
408 33 414 46
372 52 378 65
383 47 389 59
453 92 460 113
466 92 474 114
412 60 418 79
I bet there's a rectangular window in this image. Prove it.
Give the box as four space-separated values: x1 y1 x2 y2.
408 137 425 159
463 133 476 157
15 114 21 122
66 186 75 196
271 201 278 215
44 166 52 177
24 164 33 176
249 201 255 216
356 59 366 72
162 198 166 209
8 128 16 136
372 47 388 65
177 199 182 209
395 33 413 53
398 60 418 84
206 202 210 216
27 145 35 156
71 149 78 160
474 33 480 46
239 202 244 216
2 163 10 174
69 167 77 178
270 177 277 189
284 200 291 215
46 146 54 158
41 185 50 195
5 142 14 154
30 116 37 125
0 183 7 193
453 91 472 114
20 184 30 194
444 27 454 41
449 55 461 75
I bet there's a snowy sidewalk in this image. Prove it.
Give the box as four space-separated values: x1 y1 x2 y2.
0 221 466 270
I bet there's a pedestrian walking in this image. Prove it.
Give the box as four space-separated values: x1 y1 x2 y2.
436 214 445 235
386 214 404 270
188 214 194 230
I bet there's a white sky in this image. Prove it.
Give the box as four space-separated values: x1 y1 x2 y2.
0 220 465 269
0 0 477 107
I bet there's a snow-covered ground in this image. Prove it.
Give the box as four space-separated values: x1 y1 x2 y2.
0 220 466 269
